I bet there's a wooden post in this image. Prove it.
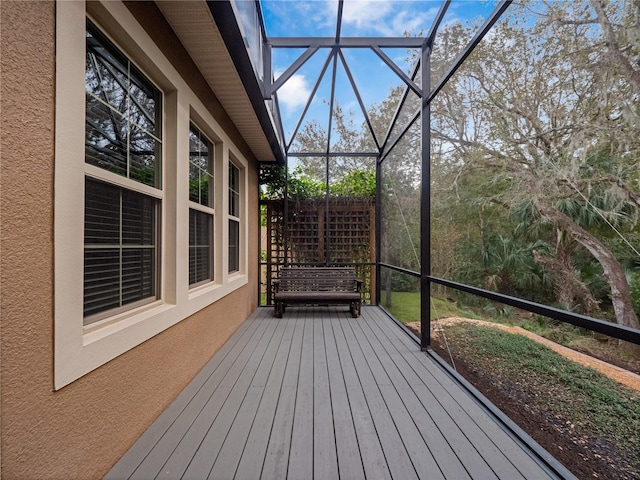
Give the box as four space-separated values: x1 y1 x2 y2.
318 203 325 264
369 204 376 304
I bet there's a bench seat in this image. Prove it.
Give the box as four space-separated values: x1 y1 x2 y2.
274 291 361 303
273 267 362 318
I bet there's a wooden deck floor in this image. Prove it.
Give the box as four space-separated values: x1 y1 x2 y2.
106 306 573 480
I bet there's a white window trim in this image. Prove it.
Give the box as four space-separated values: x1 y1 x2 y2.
54 0 249 389
188 122 216 289
226 156 247 276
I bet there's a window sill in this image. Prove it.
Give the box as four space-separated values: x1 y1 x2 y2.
82 300 171 345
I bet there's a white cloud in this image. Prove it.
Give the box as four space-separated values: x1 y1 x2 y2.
339 1 438 36
277 73 312 112
341 1 394 31
263 1 439 38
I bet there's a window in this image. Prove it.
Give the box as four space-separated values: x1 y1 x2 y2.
228 162 241 273
189 123 214 286
84 20 162 323
85 21 162 187
55 2 250 389
84 178 157 318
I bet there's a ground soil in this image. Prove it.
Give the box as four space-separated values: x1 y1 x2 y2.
405 319 640 480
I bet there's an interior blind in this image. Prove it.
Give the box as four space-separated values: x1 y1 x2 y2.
84 178 157 321
189 208 212 286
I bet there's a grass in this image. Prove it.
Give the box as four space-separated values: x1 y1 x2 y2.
442 322 640 451
380 291 479 324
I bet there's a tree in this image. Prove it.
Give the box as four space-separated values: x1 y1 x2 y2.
430 1 640 328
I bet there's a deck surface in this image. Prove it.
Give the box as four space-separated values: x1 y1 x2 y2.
107 306 569 479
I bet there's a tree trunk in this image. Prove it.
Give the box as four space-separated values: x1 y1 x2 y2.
533 248 600 316
539 206 639 329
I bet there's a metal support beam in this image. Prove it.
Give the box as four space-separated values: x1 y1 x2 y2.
338 50 381 152
263 41 272 99
325 50 339 266
270 46 320 97
335 0 343 43
430 276 640 345
284 156 289 266
427 0 512 103
371 46 422 97
285 50 333 152
269 37 425 48
375 155 382 306
424 0 451 48
420 40 431 351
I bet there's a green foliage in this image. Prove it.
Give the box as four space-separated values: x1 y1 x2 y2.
131 164 157 187
331 169 375 197
431 297 481 321
260 164 374 200
482 303 514 319
381 291 419 323
189 177 209 203
382 270 419 293
455 230 551 301
520 318 588 345
259 164 287 199
579 260 610 304
445 323 640 450
629 271 640 317
288 166 326 198
429 0 640 327
381 293 479 324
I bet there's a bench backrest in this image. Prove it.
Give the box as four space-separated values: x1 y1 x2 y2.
278 267 357 292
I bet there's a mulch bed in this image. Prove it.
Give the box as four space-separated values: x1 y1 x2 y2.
427 334 640 480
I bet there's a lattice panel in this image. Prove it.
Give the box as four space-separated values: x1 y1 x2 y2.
264 200 285 304
263 198 376 305
327 199 373 264
288 198 321 264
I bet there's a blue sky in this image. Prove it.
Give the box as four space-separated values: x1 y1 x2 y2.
261 0 498 38
259 0 500 147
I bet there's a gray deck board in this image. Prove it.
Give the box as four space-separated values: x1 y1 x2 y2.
313 310 339 479
232 316 296 480
350 318 470 480
287 309 314 478
339 315 420 480
105 312 263 480
259 311 305 479
322 312 366 480
179 312 281 479
368 309 556 480
208 316 292 479
329 310 392 480
107 306 573 480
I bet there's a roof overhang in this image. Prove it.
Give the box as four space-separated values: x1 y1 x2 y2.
156 1 285 164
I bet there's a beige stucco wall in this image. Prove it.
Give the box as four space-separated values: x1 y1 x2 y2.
1 2 260 478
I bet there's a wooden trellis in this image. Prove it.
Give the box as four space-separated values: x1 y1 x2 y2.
261 198 376 305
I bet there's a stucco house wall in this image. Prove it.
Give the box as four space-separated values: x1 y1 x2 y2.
1 2 260 478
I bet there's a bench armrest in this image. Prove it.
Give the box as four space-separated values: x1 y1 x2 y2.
355 279 363 292
273 279 280 293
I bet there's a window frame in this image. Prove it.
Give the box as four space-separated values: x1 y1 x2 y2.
228 160 242 274
188 122 215 288
189 208 214 288
84 19 164 323
54 0 249 390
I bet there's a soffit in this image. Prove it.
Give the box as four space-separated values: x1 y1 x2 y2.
156 1 276 162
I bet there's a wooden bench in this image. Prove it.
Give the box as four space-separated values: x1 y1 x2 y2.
273 267 363 318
